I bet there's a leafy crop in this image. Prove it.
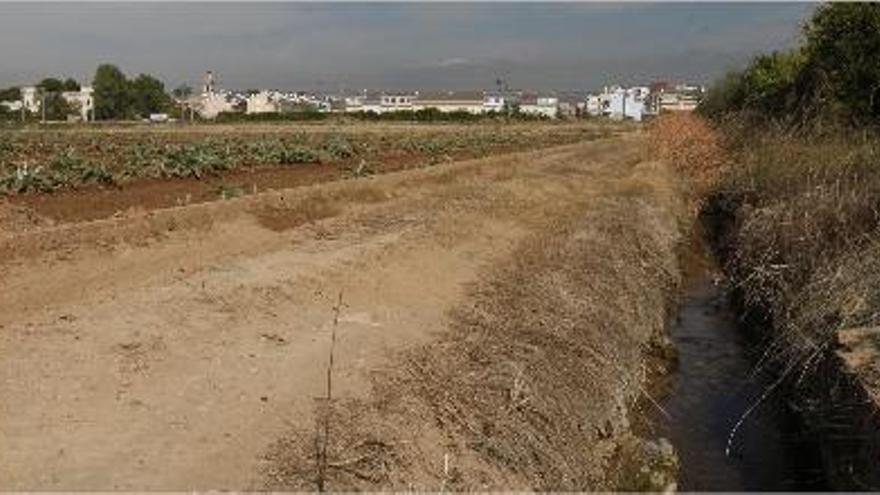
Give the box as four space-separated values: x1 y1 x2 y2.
161 142 231 179
0 123 608 195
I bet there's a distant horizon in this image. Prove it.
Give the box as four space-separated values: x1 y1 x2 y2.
0 3 814 92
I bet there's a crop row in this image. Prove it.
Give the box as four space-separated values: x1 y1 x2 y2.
0 125 605 194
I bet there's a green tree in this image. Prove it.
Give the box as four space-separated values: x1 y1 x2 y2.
172 84 193 100
698 69 747 119
742 50 805 117
62 78 81 92
802 3 880 124
93 64 130 120
0 86 20 102
129 73 171 117
38 77 64 93
37 78 74 121
41 92 72 121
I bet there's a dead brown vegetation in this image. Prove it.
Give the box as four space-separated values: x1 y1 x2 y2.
648 113 727 200
263 150 687 491
653 113 880 489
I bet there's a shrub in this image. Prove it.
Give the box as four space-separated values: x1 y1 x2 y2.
700 3 880 128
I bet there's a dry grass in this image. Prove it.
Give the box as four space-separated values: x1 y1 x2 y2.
262 142 687 491
654 112 880 489
648 113 728 201
651 113 880 354
719 133 880 347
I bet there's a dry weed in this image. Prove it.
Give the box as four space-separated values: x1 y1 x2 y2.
648 113 728 200
660 116 880 489
262 150 687 491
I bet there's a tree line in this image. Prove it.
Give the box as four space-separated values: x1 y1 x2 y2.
0 64 180 121
699 3 880 129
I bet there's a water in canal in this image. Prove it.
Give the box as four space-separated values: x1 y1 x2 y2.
655 272 827 491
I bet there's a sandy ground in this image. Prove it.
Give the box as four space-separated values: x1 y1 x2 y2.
0 134 668 490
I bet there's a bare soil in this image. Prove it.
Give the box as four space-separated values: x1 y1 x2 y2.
0 133 685 490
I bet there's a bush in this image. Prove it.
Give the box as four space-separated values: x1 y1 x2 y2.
700 3 880 128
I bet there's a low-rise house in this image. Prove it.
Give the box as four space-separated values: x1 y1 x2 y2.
585 94 605 116
647 81 703 114
344 90 506 115
0 100 22 112
246 90 278 114
61 86 94 121
610 86 649 121
483 93 505 113
413 91 486 114
342 92 415 114
196 70 238 119
380 93 415 112
585 86 649 121
557 100 577 119
519 95 559 118
343 94 367 112
198 91 236 119
658 92 700 112
21 86 39 114
1 84 93 121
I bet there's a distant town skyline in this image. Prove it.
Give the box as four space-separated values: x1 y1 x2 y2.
0 2 814 92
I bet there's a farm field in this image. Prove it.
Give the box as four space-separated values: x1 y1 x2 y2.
0 126 685 490
0 121 625 225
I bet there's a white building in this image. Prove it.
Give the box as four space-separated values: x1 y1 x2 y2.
585 94 604 116
658 92 700 112
198 93 235 119
586 86 649 121
21 86 39 113
0 100 22 112
483 93 505 113
344 91 508 115
380 93 415 112
246 91 278 114
519 96 559 118
1 84 93 121
646 82 703 114
61 86 94 121
196 71 236 119
412 91 487 114
342 92 415 114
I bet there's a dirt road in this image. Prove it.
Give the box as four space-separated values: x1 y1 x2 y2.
0 134 682 490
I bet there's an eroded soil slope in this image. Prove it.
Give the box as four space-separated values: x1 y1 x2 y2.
0 134 683 490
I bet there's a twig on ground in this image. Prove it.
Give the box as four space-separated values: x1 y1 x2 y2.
316 289 344 492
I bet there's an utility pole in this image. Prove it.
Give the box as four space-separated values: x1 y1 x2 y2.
41 92 46 124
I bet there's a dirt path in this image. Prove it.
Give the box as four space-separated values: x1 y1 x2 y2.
0 135 653 490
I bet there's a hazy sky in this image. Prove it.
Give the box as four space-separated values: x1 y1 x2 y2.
0 2 815 92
